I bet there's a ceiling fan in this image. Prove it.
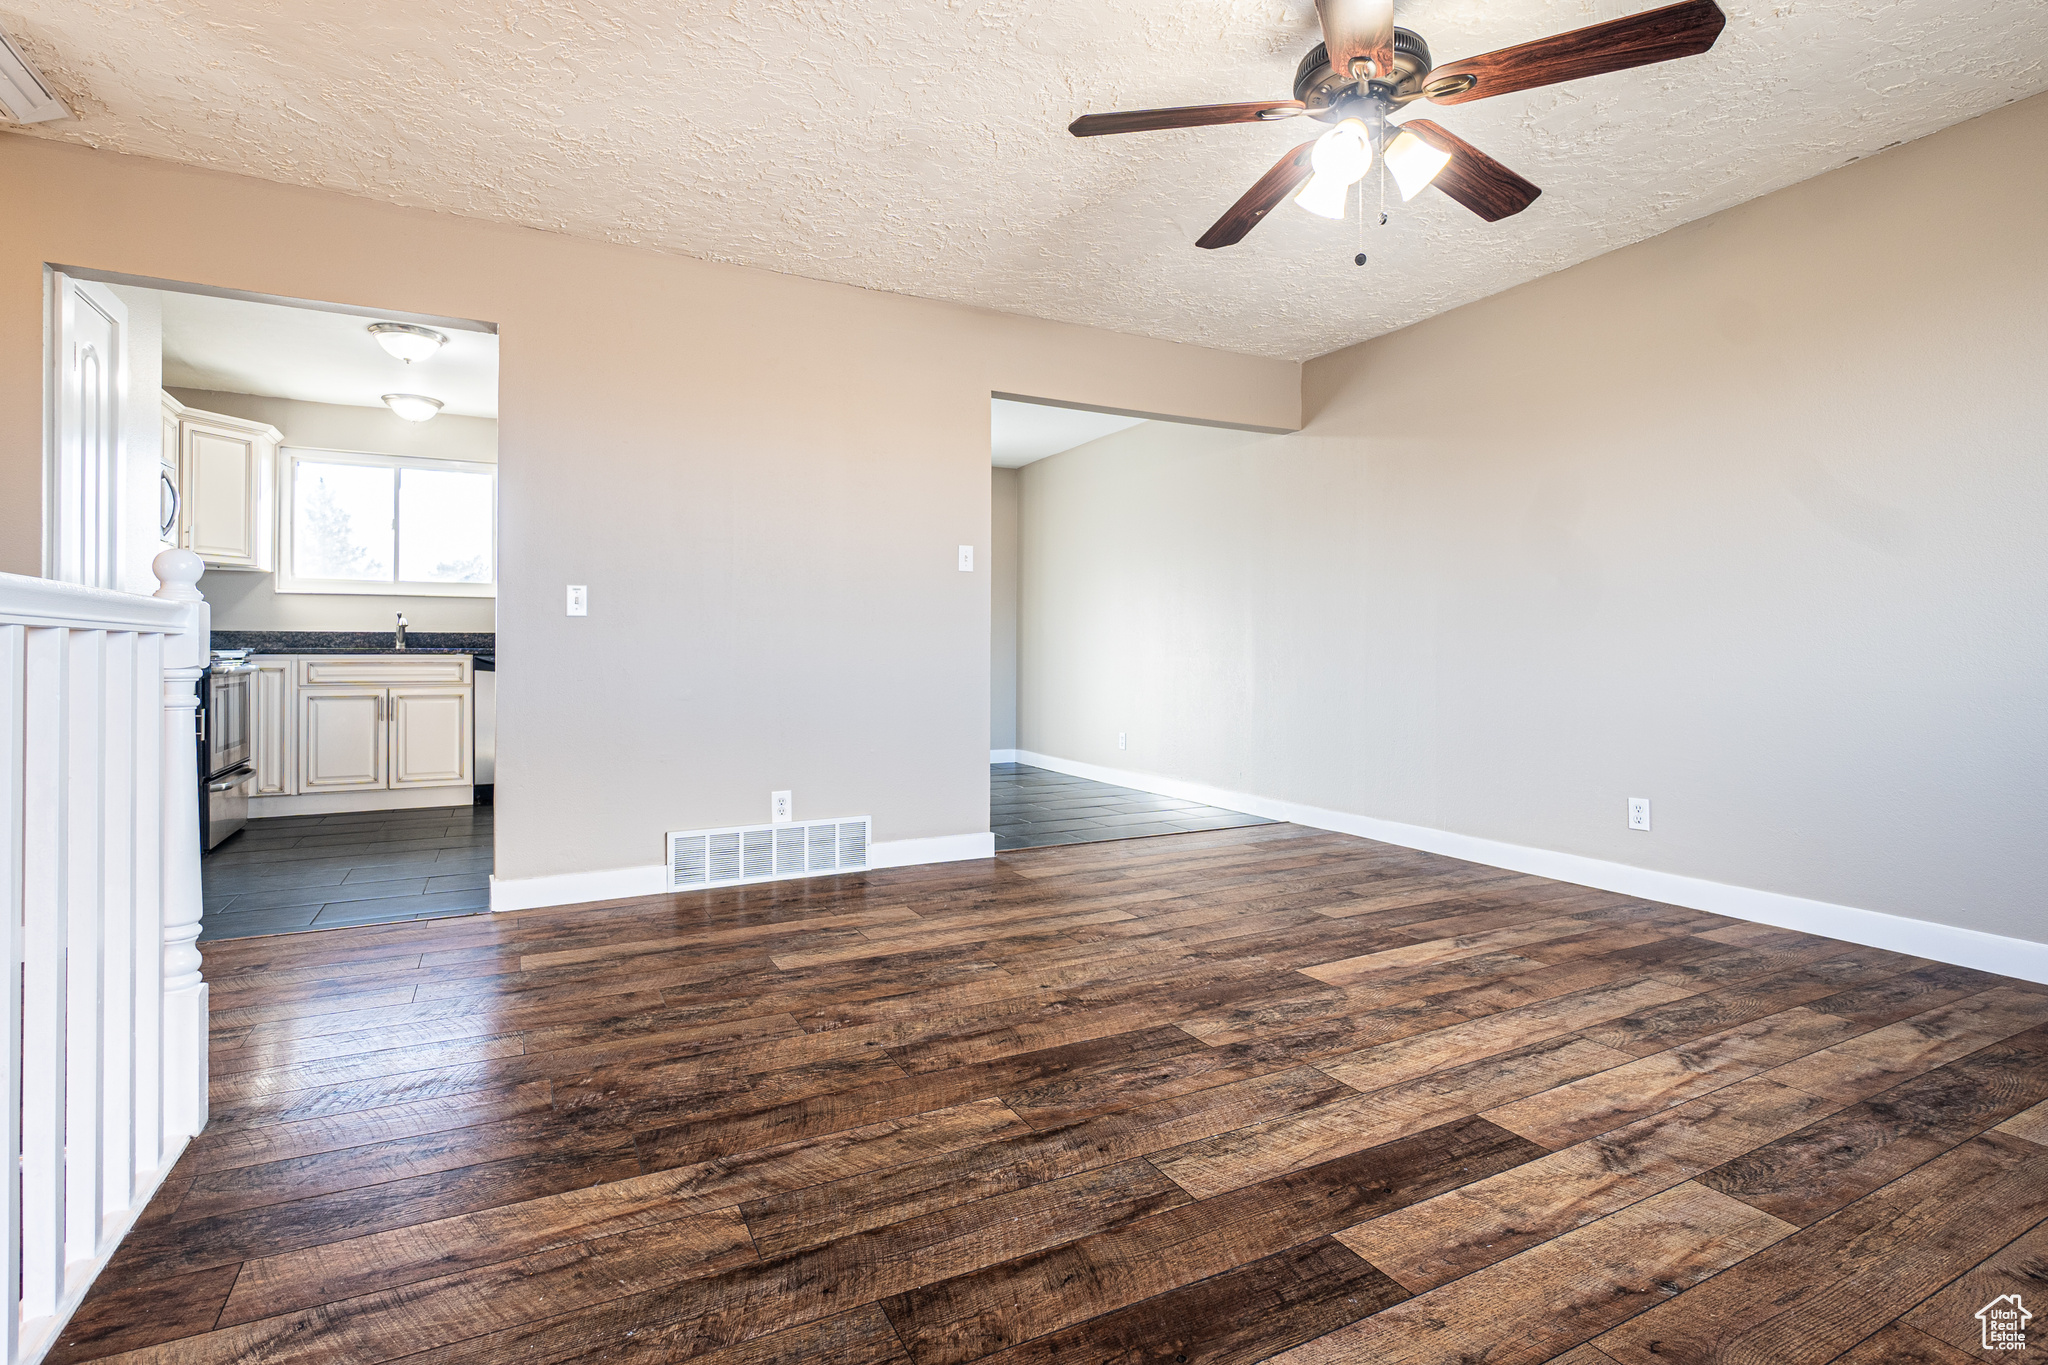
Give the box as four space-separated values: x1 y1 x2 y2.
1068 0 1727 250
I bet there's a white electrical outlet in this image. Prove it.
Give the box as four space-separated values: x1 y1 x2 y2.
958 545 975 572
1628 798 1651 831
771 791 793 824
566 585 588 616
1118 731 1128 751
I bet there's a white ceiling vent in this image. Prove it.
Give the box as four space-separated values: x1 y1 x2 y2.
0 30 68 124
666 816 871 892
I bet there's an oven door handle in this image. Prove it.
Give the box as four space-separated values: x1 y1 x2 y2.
208 765 255 792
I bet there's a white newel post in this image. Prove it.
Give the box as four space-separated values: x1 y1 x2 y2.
152 549 209 1140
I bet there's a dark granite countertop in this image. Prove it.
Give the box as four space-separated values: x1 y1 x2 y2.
212 630 496 657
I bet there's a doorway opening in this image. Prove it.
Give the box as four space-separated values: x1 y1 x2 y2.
47 268 500 941
988 395 1272 851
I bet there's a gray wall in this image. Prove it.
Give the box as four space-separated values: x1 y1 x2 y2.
1020 91 2048 945
167 388 499 632
1 136 1300 881
990 466 1019 752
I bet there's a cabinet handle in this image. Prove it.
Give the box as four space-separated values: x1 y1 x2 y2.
160 469 180 539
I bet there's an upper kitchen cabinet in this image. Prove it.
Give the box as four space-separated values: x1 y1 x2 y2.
159 392 183 550
173 401 281 571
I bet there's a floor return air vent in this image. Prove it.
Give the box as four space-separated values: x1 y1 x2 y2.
666 817 871 891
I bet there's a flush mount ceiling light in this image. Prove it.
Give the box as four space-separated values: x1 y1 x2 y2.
0 28 69 123
368 322 449 364
382 394 444 423
1063 0 1726 250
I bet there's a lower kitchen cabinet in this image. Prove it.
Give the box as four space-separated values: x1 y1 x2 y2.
299 687 388 791
390 686 473 788
250 655 477 810
250 656 295 796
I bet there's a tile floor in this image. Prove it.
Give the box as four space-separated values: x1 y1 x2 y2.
199 804 493 941
990 762 1272 851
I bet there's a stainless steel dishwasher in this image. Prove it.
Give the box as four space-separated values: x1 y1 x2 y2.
473 655 495 802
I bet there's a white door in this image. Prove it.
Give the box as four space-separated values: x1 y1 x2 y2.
250 659 295 796
299 687 387 791
49 273 127 587
389 685 472 788
181 419 262 568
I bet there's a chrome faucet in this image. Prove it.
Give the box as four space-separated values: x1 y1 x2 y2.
395 613 409 651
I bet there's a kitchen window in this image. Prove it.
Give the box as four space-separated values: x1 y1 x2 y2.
276 448 496 597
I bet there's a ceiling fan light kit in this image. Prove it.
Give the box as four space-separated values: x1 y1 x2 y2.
1384 130 1454 202
1065 0 1727 254
1295 119 1375 219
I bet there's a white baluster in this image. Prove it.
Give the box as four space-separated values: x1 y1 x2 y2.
151 549 208 1140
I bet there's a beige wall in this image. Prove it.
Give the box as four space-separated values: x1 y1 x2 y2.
1020 91 2048 944
990 466 1020 752
0 136 1299 880
167 388 499 632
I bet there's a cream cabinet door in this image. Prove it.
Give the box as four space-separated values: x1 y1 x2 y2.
250 658 296 796
159 394 183 549
389 685 472 788
298 687 387 791
180 415 277 570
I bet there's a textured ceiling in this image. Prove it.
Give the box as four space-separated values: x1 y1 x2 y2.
4 0 2045 361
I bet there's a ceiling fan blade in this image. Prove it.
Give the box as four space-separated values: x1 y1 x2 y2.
1196 140 1319 249
1069 101 1306 137
1421 0 1725 105
1397 120 1541 221
1315 0 1396 83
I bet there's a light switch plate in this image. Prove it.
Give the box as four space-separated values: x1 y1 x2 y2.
958 545 974 572
566 585 588 616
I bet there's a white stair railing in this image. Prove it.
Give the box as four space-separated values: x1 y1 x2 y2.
0 549 210 1365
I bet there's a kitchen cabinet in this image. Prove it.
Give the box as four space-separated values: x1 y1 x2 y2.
390 686 473 788
171 401 280 571
249 656 295 797
299 687 387 791
159 393 183 549
250 655 476 812
260 654 471 806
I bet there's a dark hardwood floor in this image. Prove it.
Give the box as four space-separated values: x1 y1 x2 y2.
990 763 1271 850
56 823 2048 1364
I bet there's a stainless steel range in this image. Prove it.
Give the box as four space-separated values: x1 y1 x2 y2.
199 652 257 850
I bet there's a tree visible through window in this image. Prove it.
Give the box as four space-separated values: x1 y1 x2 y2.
286 452 494 594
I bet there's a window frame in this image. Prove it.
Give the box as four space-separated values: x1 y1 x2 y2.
275 445 498 598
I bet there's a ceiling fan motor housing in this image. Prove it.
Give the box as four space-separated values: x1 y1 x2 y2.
1294 28 1433 117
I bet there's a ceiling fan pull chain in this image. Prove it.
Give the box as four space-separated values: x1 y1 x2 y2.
1355 180 1367 266
1378 107 1390 226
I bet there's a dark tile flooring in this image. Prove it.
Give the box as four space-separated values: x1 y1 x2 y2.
990 762 1272 851
199 804 493 942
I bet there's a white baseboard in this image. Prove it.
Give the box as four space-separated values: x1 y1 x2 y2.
490 863 666 912
990 749 1021 764
869 831 996 869
488 832 997 913
252 786 473 818
1011 749 2048 986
